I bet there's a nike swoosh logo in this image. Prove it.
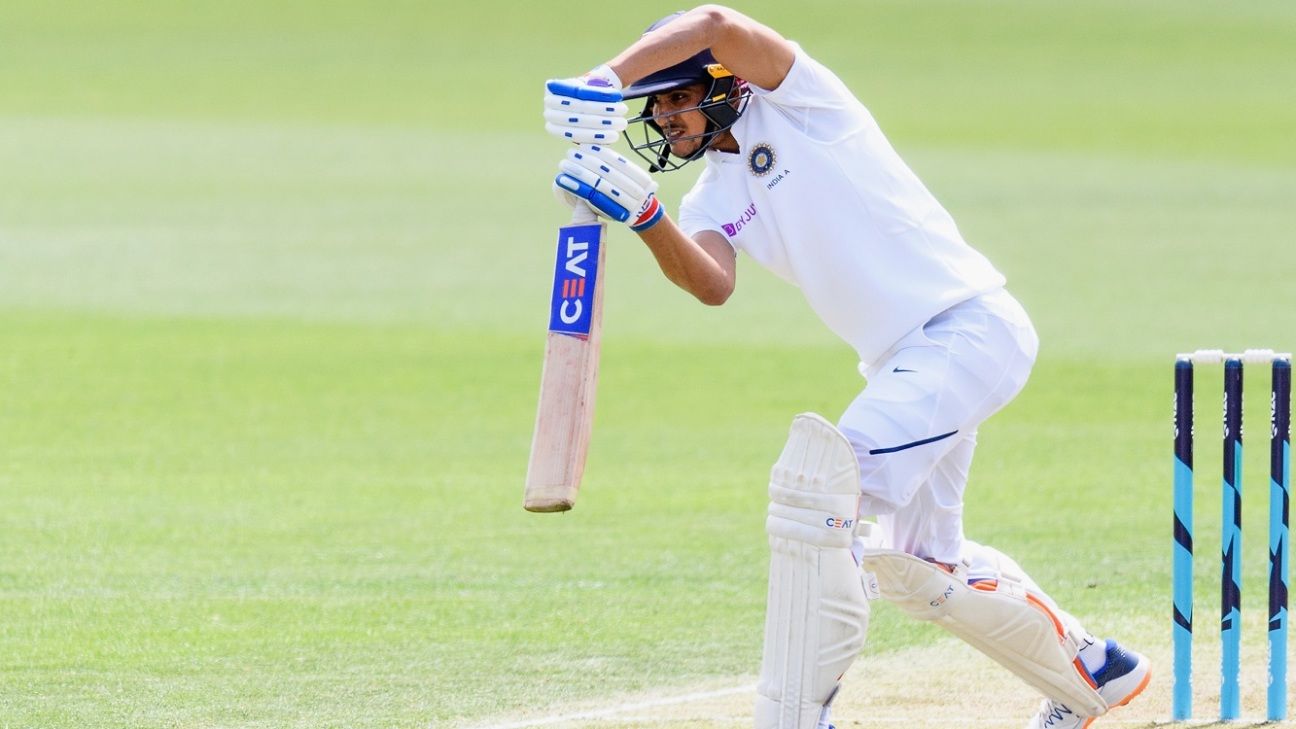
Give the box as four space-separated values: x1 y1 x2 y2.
892 367 917 373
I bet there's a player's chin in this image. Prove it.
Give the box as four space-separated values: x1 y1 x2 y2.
668 138 704 159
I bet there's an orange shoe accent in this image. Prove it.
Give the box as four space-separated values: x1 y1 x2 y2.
1079 666 1151 729
1113 666 1152 707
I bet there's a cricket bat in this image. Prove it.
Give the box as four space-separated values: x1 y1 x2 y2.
524 206 606 512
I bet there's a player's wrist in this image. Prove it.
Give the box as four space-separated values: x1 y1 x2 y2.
629 197 664 232
587 63 623 91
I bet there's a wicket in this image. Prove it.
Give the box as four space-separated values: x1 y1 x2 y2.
1173 348 1291 721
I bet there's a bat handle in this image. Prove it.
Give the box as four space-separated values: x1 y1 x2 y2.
570 205 599 225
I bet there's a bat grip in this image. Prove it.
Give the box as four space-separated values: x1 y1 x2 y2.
570 205 599 225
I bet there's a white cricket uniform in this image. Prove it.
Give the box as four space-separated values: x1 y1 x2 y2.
677 45 1039 563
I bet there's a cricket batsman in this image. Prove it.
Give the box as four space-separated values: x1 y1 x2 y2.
542 6 1150 728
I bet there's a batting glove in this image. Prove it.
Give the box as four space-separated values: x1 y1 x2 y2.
543 64 629 144
554 144 664 232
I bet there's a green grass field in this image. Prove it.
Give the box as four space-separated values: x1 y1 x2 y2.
2 1 1294 727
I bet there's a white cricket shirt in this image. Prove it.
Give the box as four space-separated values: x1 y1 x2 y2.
677 45 1006 365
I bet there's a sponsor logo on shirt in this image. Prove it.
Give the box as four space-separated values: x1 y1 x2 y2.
748 143 776 176
721 203 757 238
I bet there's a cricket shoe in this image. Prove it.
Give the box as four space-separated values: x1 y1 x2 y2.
1024 640 1150 729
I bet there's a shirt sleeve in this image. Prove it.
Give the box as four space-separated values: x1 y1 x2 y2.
748 43 855 111
746 44 867 143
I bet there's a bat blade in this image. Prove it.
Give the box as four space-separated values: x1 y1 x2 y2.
524 214 606 513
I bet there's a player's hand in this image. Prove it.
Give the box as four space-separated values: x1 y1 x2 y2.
553 144 663 232
543 65 629 144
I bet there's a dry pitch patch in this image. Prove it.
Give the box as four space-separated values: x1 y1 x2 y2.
475 637 1294 729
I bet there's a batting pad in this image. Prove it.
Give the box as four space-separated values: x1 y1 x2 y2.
858 548 1106 717
756 414 870 729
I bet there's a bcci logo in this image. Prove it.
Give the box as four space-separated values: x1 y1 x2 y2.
748 143 776 176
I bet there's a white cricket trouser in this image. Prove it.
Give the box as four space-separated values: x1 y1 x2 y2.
838 287 1039 564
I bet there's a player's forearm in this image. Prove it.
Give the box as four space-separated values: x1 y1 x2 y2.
637 216 734 306
607 6 730 86
604 6 793 92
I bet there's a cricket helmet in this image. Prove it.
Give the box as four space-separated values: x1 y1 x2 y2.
622 12 750 172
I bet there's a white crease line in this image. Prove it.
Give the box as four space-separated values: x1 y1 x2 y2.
465 684 755 729
476 712 1174 729
466 684 1177 729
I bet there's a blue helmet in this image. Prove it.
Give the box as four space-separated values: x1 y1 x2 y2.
622 12 750 172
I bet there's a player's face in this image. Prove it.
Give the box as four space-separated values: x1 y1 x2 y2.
650 84 710 158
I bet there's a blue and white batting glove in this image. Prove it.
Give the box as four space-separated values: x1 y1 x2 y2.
553 144 664 232
543 65 630 144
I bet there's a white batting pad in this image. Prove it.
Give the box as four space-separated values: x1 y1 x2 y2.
858 548 1106 717
756 414 870 729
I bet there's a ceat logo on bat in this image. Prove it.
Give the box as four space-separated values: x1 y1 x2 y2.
548 223 602 337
